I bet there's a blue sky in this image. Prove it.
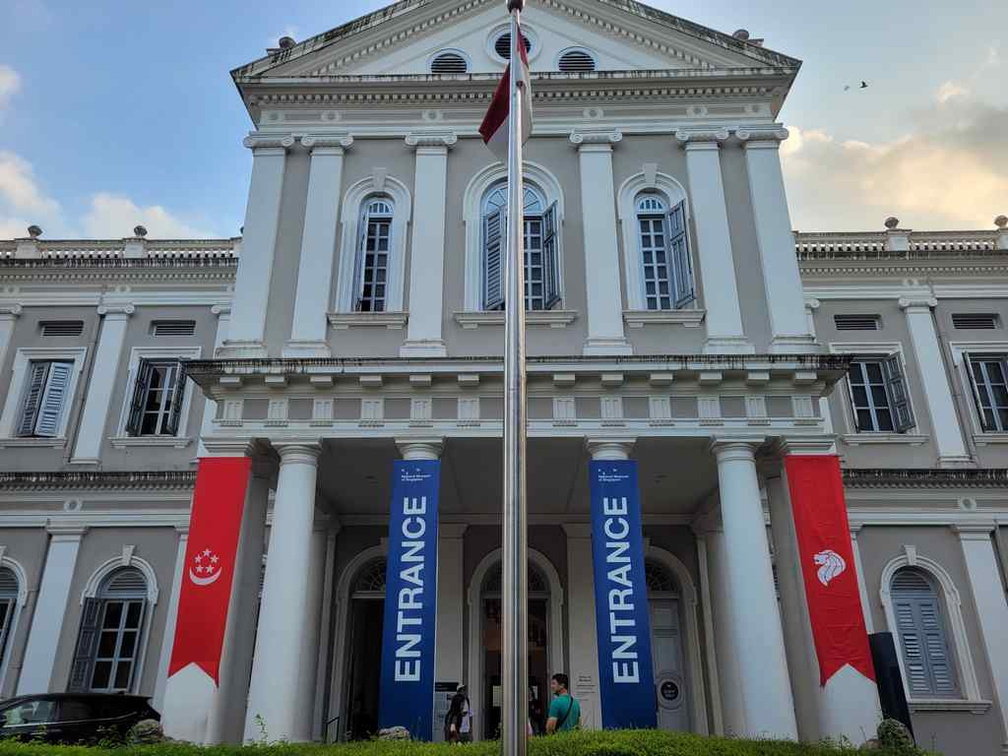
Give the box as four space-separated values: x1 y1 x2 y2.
0 0 1005 238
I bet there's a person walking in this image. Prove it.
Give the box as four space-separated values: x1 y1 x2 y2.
444 684 472 744
545 673 580 734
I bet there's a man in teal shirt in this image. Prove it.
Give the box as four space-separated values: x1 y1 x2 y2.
545 673 580 733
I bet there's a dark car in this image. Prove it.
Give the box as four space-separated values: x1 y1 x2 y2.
0 693 159 744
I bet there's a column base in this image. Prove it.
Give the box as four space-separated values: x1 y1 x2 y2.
582 337 633 357
282 340 331 358
702 336 755 355
768 335 819 354
399 339 447 358
218 340 268 359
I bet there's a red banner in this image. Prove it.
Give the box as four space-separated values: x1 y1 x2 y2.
785 455 875 686
168 457 251 684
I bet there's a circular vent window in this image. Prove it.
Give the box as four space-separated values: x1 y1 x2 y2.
559 49 596 72
494 32 532 60
430 52 468 74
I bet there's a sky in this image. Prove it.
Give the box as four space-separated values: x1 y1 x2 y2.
0 0 1005 239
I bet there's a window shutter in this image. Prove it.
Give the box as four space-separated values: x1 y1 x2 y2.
68 598 102 692
126 360 154 436
164 362 186 436
918 598 958 696
542 201 560 310
17 362 49 436
894 597 931 696
668 201 695 308
883 355 914 432
484 209 505 311
964 354 995 431
352 210 370 312
34 362 72 438
845 366 863 433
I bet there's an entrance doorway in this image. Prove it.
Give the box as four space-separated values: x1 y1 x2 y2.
480 563 551 738
342 558 386 740
645 559 690 731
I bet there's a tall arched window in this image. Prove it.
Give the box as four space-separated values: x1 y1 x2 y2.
890 567 959 698
69 567 148 693
0 568 18 672
352 196 395 313
635 192 694 311
482 182 559 311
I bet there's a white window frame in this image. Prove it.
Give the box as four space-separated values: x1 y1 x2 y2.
828 342 924 443
0 347 87 443
462 161 565 313
949 341 1008 438
112 346 200 448
78 555 159 696
353 197 396 313
617 171 699 315
486 22 540 65
880 551 985 709
0 557 28 693
334 175 411 315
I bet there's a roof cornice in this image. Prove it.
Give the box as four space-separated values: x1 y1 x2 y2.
843 468 1008 489
0 471 196 491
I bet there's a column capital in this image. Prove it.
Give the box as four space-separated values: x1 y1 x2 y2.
275 442 322 465
201 439 258 457
301 133 354 153
804 297 821 312
96 303 135 318
709 438 761 462
404 131 457 150
898 295 938 312
770 436 838 457
396 437 444 460
211 303 232 318
586 438 635 460
0 304 22 319
736 126 790 148
46 523 88 539
569 128 623 150
675 128 729 149
242 133 297 153
953 523 997 540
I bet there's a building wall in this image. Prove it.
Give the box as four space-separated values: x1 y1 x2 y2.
0 527 48 699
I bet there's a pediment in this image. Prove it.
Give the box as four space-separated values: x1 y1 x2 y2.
233 0 798 82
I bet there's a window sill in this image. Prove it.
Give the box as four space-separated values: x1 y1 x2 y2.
908 699 991 714
972 433 1008 446
454 310 577 329
110 436 193 449
623 309 705 328
327 312 408 330
0 437 67 448
840 433 928 446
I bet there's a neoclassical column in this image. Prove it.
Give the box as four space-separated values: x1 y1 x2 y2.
297 522 330 740
571 130 632 356
674 129 750 354
286 134 354 358
898 296 971 466
736 128 816 354
563 521 601 729
17 525 86 694
222 135 294 358
401 133 456 358
71 304 134 464
153 525 189 713
0 305 21 372
711 440 797 739
244 442 321 742
955 525 1008 738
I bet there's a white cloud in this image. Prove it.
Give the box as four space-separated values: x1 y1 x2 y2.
0 151 60 219
0 66 20 111
936 80 968 104
83 194 215 239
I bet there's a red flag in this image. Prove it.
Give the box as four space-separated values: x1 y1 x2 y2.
785 455 875 686
479 22 533 159
168 457 251 684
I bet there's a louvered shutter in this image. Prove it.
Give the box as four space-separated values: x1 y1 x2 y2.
964 354 995 431
17 362 49 436
918 599 958 696
126 360 154 436
892 569 959 698
164 362 186 436
884 355 915 432
669 201 695 308
351 210 370 312
542 202 560 310
33 362 72 438
484 209 505 311
68 598 102 692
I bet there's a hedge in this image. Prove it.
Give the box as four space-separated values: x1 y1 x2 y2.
0 729 930 756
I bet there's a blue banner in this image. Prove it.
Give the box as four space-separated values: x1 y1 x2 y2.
379 459 440 740
589 459 657 730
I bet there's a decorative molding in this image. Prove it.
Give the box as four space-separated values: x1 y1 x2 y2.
328 312 408 330
0 305 22 318
623 309 705 328
0 471 196 491
96 304 135 317
843 468 1008 488
109 436 193 450
453 310 577 329
736 126 789 144
840 434 928 446
569 129 623 147
898 296 938 311
674 127 729 145
404 131 458 149
908 700 991 714
301 133 354 150
242 134 296 151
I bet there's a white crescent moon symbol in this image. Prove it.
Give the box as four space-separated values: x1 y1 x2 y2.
189 568 222 586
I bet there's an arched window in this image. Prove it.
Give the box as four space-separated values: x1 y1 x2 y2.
558 49 597 72
430 52 468 74
635 192 694 311
69 567 148 693
0 568 18 672
353 197 394 313
482 182 559 311
890 567 959 698
352 558 388 596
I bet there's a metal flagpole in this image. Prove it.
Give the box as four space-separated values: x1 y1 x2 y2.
501 1 528 755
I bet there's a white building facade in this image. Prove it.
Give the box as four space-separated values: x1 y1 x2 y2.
0 2 1006 755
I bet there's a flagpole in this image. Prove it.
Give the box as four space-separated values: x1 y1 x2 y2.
501 1 528 755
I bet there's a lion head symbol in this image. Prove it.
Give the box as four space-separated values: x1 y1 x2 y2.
813 549 847 587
